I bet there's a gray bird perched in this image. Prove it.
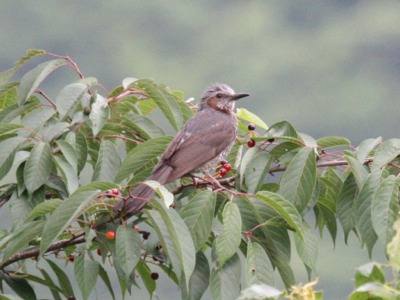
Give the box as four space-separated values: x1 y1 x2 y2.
114 83 250 215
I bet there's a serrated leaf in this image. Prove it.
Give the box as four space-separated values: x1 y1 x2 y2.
115 225 142 282
0 101 40 123
278 147 317 213
53 155 79 194
92 140 120 182
123 115 165 139
210 254 241 300
337 174 358 242
56 82 88 119
244 150 273 194
316 136 351 148
185 251 210 300
116 136 172 183
294 222 318 273
0 123 23 138
134 79 183 131
265 120 299 139
356 137 382 162
355 170 381 256
371 138 400 170
180 190 216 251
74 254 99 300
25 199 62 221
47 259 75 298
56 140 78 172
39 121 69 142
90 93 109 136
371 175 400 248
19 59 67 105
0 220 44 265
20 106 56 137
236 108 268 130
0 86 18 112
387 219 400 272
66 131 88 173
39 190 100 256
143 180 174 207
23 141 52 194
216 202 242 267
0 272 36 299
344 154 369 190
147 200 196 288
246 242 275 286
0 136 25 180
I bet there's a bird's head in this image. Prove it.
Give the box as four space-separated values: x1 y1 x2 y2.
199 83 250 112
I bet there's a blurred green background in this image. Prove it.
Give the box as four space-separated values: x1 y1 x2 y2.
1 1 400 299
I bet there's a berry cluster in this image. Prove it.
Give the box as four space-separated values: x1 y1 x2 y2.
247 123 256 148
218 160 232 177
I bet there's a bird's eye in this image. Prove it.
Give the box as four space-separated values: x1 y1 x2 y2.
216 93 222 98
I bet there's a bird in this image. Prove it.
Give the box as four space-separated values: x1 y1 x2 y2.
114 83 250 215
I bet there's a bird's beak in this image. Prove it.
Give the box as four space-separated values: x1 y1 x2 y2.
230 93 250 101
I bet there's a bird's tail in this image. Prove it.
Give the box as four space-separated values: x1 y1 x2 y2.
113 164 173 215
114 183 156 215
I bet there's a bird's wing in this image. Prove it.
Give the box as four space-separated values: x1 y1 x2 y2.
154 110 236 182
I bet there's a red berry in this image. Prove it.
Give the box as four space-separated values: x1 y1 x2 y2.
247 139 256 148
67 255 75 262
220 160 228 166
223 163 232 172
248 123 256 131
97 248 102 256
151 272 159 280
219 168 228 177
134 225 140 232
111 189 119 196
105 230 116 240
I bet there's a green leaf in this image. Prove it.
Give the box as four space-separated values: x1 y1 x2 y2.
47 259 75 298
0 136 24 180
92 140 121 182
236 108 268 130
19 59 67 105
294 222 318 273
134 79 184 131
39 190 100 256
0 101 40 124
278 147 317 213
98 264 115 300
0 86 18 112
354 170 381 256
116 136 173 183
20 106 56 137
25 199 62 221
180 190 216 251
23 141 52 194
0 272 36 300
115 225 142 282
73 181 119 194
56 140 78 172
65 131 88 173
371 175 400 248
56 82 88 119
344 154 369 190
147 199 196 288
356 137 382 162
0 220 44 265
244 150 273 194
238 284 282 300
0 123 23 138
371 138 400 170
38 270 63 298
143 180 174 207
316 136 351 148
256 191 304 239
265 120 299 139
136 261 156 297
90 93 110 137
74 254 99 300
186 251 210 300
387 219 400 272
53 155 79 194
210 254 241 300
215 202 242 267
246 242 275 286
122 115 165 139
337 173 358 242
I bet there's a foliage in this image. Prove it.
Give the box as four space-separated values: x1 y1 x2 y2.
0 50 400 299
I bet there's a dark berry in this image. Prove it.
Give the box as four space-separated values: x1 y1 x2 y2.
142 231 150 240
105 230 116 240
97 248 102 256
267 138 275 143
67 255 75 262
219 168 228 177
223 163 232 172
220 160 228 166
83 106 91 115
247 139 256 148
151 272 159 280
248 123 256 131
